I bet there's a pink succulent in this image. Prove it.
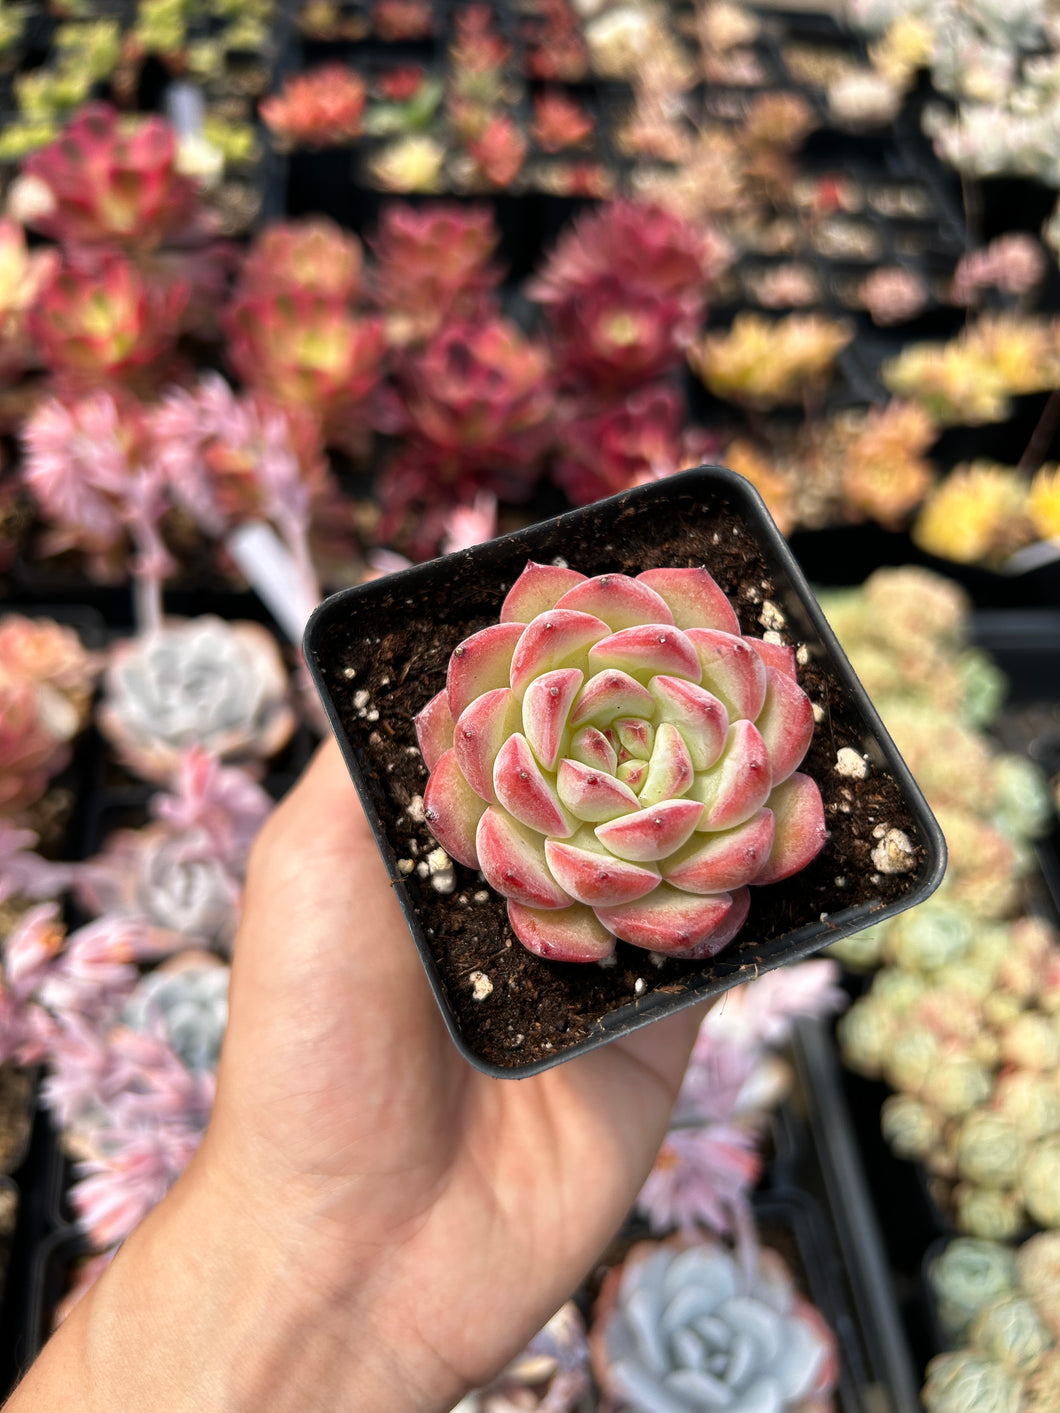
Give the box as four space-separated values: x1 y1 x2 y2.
531 200 726 309
151 746 273 867
416 562 826 962
224 287 385 429
239 218 363 303
98 617 295 784
20 390 173 593
440 491 498 556
151 372 328 536
22 104 200 252
858 266 928 326
390 318 553 480
71 1122 204 1248
636 1122 763 1238
369 202 501 343
952 234 1047 304
3 902 66 1002
29 252 188 387
39 914 162 1022
260 65 367 148
0 821 72 905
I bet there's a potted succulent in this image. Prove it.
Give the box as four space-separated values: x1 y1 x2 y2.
305 467 945 1077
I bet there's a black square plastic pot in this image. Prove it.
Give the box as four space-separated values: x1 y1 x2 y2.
305 466 946 1078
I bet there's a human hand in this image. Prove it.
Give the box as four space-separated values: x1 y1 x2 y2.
9 738 705 1413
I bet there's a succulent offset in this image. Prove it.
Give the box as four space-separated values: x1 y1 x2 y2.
416 562 826 962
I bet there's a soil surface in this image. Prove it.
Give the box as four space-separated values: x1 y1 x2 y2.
313 479 937 1072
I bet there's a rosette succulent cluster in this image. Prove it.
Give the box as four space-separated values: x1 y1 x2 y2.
923 1233 1060 1413
416 562 826 963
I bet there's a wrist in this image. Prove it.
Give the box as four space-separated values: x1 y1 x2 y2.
10 1149 468 1413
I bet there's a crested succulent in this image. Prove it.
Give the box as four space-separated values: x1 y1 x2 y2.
589 1236 838 1413
415 562 825 962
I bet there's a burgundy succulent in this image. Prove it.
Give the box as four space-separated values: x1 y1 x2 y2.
369 202 501 344
545 275 700 391
531 199 724 309
555 384 713 505
23 104 200 252
390 317 553 478
416 563 826 962
530 201 724 392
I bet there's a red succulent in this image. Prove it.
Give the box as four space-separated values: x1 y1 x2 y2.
23 104 200 253
29 253 188 387
260 65 367 148
467 114 527 187
531 199 723 307
378 65 427 101
532 90 594 152
547 276 697 391
450 5 511 73
369 202 501 343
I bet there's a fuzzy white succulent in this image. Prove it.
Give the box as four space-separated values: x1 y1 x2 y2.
99 617 296 783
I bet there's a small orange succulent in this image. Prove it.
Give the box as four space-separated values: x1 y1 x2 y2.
260 65 367 149
532 90 594 153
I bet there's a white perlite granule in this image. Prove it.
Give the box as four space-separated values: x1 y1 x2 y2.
469 972 493 1001
835 747 869 779
871 826 917 874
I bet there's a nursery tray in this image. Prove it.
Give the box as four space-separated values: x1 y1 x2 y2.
305 465 946 1078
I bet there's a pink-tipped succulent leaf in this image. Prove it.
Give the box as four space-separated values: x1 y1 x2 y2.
418 562 827 960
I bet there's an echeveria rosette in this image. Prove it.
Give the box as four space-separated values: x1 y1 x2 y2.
416 563 826 964
589 1237 839 1413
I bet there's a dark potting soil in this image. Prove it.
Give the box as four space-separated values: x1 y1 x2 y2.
314 492 931 1071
